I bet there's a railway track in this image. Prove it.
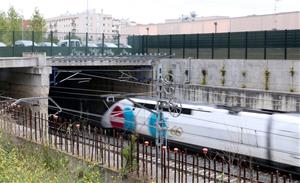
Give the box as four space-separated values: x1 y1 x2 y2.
48 127 298 183
0 107 299 183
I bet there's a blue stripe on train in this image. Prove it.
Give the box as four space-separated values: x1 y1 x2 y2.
123 107 135 132
148 113 167 138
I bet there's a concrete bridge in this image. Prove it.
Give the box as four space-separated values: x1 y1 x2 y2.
0 54 158 69
0 52 299 113
0 53 158 114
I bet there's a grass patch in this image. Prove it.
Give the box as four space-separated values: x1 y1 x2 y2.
0 130 101 183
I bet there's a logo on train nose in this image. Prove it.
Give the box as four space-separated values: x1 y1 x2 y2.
110 105 135 132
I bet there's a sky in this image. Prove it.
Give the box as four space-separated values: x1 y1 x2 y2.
1 0 299 24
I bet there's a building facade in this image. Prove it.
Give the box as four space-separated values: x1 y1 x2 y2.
121 11 300 35
46 10 120 41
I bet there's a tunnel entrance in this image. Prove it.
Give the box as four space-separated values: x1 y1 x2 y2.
49 65 153 127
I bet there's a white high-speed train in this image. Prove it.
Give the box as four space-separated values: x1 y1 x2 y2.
101 98 300 170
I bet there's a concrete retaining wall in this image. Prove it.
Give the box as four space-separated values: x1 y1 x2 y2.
156 59 300 111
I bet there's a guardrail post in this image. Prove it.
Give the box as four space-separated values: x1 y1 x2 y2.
157 35 160 54
68 32 71 55
204 157 206 183
181 151 184 183
141 35 144 54
146 35 149 54
183 34 186 58
264 30 267 59
32 31 35 53
116 132 119 169
243 160 246 183
211 33 214 59
50 31 53 56
214 158 217 183
169 34 172 58
101 33 105 55
167 147 170 182
245 32 248 59
227 32 231 59
137 137 140 177
196 154 199 183
174 149 177 183
228 161 230 183
178 151 181 183
34 112 37 142
196 34 199 59
192 155 195 183
284 29 287 60
107 131 110 167
256 165 259 182
142 140 145 177
117 33 120 55
12 30 15 57
185 151 187 183
85 32 88 55
271 172 274 183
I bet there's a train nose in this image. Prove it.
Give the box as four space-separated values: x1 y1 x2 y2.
100 109 112 128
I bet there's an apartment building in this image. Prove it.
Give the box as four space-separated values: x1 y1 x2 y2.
121 11 300 35
46 10 119 41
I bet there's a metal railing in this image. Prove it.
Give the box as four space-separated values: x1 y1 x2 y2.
0 30 299 59
129 29 300 60
0 31 133 57
0 102 299 182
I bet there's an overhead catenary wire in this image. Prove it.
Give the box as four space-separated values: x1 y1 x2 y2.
56 69 153 72
64 71 153 86
61 71 300 104
50 90 155 99
50 84 300 106
51 86 130 94
62 69 300 91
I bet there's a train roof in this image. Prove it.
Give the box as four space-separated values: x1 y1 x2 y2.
130 97 225 112
128 97 300 116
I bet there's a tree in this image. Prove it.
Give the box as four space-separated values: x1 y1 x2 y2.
30 8 46 32
7 6 22 32
6 6 23 45
0 11 7 31
30 8 46 43
0 11 8 43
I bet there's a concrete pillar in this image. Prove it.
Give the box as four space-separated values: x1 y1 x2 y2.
0 53 51 115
